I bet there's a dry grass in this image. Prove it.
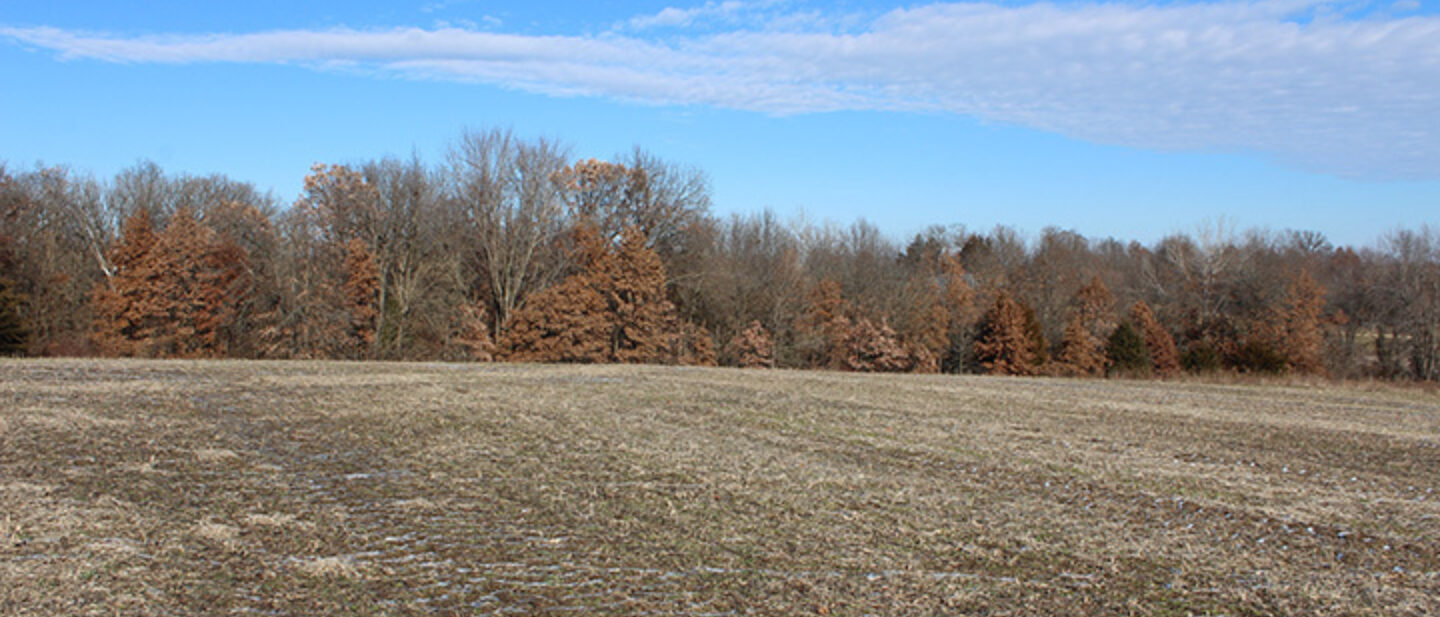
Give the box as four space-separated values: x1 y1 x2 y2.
295 556 364 579
1 358 1437 615
193 448 240 464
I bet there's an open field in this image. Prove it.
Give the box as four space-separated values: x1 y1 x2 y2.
2 360 1438 616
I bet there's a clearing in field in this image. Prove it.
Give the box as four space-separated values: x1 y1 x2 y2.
1 359 1437 615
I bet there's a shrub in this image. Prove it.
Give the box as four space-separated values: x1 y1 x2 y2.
1181 344 1224 374
1232 339 1288 374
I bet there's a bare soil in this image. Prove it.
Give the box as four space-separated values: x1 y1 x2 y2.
2 359 1437 615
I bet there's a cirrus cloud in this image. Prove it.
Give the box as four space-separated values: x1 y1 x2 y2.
4 1 1438 180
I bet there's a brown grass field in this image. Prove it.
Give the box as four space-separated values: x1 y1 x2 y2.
2 359 1438 616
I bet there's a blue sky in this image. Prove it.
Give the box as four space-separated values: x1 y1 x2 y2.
3 0 1438 247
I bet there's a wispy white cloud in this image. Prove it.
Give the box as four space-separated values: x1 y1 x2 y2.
4 1 1439 179
625 0 785 31
629 2 742 30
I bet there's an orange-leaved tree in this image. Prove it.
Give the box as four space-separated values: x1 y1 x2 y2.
725 320 774 368
1055 275 1114 376
974 291 1039 376
502 225 689 364
1129 300 1180 376
673 320 718 366
91 208 250 358
501 273 611 363
941 253 978 371
1056 314 1106 376
597 226 681 363
842 317 914 373
1276 269 1327 375
92 208 159 356
449 301 496 362
795 279 851 369
341 237 380 358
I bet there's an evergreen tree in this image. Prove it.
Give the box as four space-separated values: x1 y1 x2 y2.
1020 299 1050 368
1073 275 1116 335
1106 321 1151 376
195 238 252 357
149 209 208 357
0 275 28 355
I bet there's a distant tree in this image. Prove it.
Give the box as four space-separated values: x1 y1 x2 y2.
449 301 496 362
614 147 713 259
796 279 851 369
673 321 718 366
1233 338 1289 374
556 152 710 256
502 225 690 364
252 209 344 359
726 320 775 368
558 159 645 239
502 273 611 363
194 201 271 357
298 164 381 247
939 254 979 372
599 227 682 363
1020 299 1050 369
1105 321 1151 376
1129 300 1180 376
0 275 27 355
842 317 914 373
341 237 380 358
898 274 949 365
148 208 229 358
1072 276 1115 335
974 291 1037 376
91 208 160 356
0 173 30 354
1056 314 1106 376
1277 269 1327 375
448 129 571 333
1054 276 1114 376
90 208 248 358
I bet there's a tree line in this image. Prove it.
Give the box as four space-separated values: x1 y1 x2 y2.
1 128 1437 382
